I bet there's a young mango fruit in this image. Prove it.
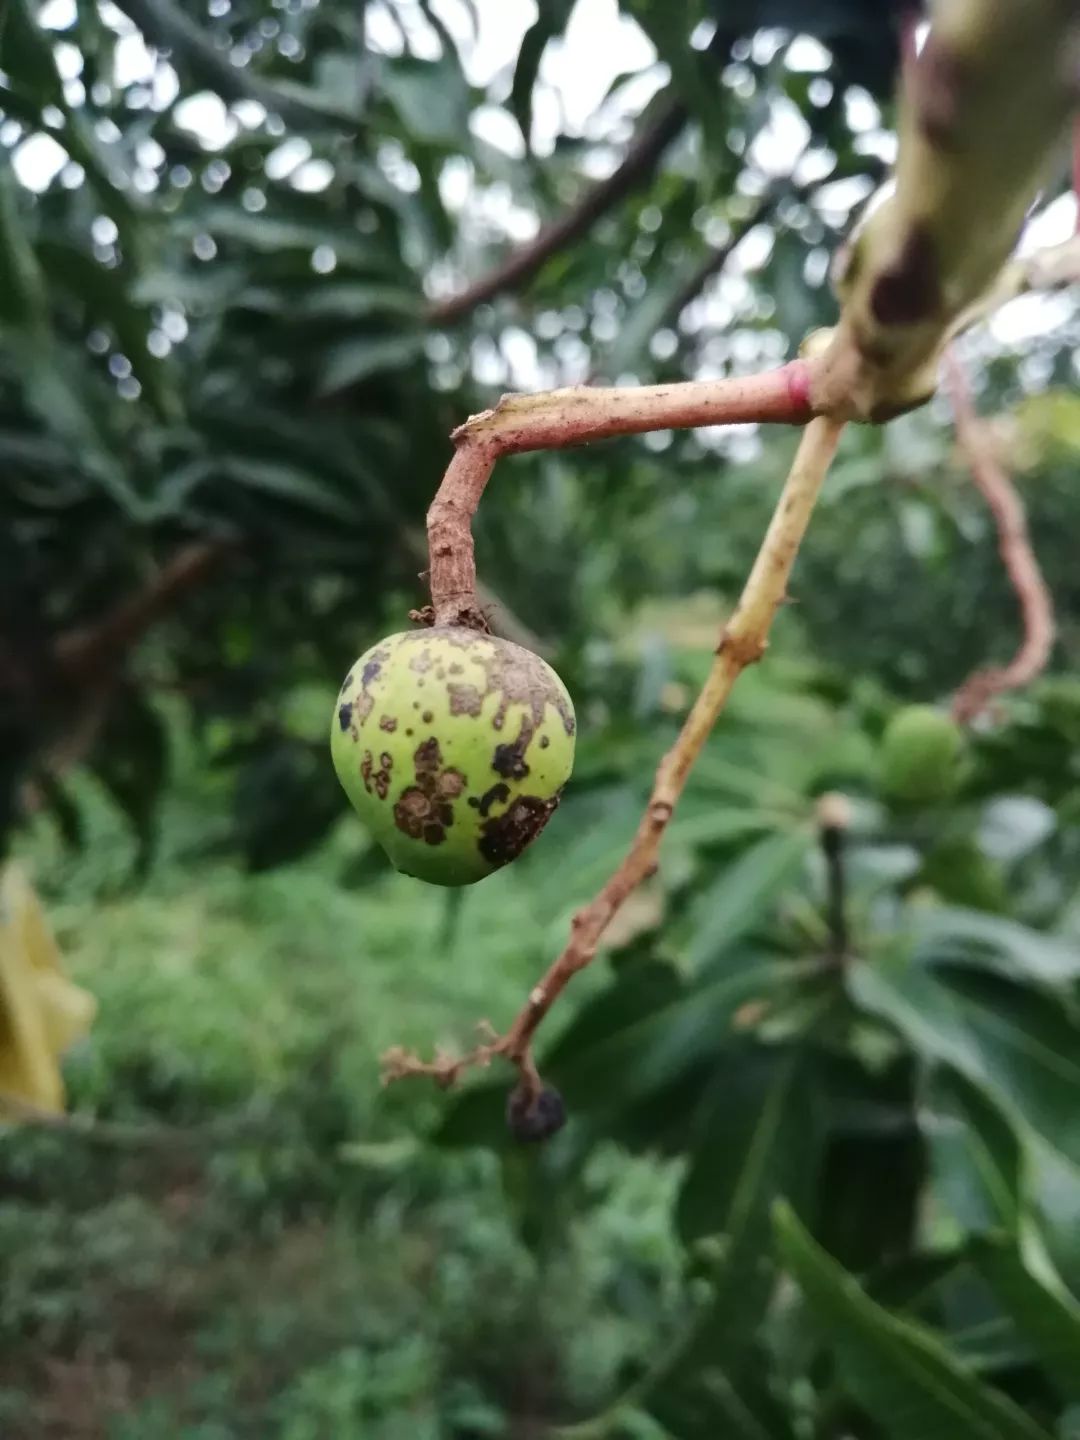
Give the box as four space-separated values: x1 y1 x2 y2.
331 628 576 886
879 704 965 806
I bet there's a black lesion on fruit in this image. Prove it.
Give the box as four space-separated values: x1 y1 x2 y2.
338 702 353 733
540 736 550 750
379 714 398 733
492 719 532 780
361 654 386 687
339 671 354 693
479 794 559 866
468 782 510 817
869 225 941 327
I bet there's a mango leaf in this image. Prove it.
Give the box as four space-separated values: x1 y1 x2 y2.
0 0 64 107
682 828 811 971
510 0 574 149
113 0 357 129
849 958 1080 1169
677 1044 820 1248
973 1237 1080 1403
378 53 471 148
315 331 426 395
912 908 1080 986
774 1203 1053 1440
0 159 46 326
923 1067 1023 1237
554 957 807 1112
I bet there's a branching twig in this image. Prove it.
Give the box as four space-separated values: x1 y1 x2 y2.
426 101 687 327
425 362 815 629
382 416 845 1092
54 539 234 683
945 350 1055 724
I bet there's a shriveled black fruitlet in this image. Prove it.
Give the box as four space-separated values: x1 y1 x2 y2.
506 1083 567 1143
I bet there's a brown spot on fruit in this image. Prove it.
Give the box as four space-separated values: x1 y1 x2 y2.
448 683 484 717
338 702 353 733
422 710 434 723
870 226 941 327
438 769 466 799
409 649 434 674
540 736 550 749
415 738 442 775
479 794 559 867
356 691 374 721
379 714 398 733
449 663 464 675
423 823 446 845
380 753 393 770
361 658 383 687
394 787 429 838
360 750 374 794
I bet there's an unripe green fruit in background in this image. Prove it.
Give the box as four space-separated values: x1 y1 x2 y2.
331 628 576 886
879 705 965 805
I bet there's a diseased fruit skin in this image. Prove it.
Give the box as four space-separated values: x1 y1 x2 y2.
331 628 576 886
506 1083 567 1143
879 705 965 805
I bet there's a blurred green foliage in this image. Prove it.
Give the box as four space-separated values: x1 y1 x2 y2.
2 0 1080 1436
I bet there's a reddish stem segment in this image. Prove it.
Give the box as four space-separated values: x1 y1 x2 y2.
426 362 815 629
945 351 1055 723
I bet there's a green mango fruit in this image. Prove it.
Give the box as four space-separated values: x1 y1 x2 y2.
879 705 965 806
331 628 576 886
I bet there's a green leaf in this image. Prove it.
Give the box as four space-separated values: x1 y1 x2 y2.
923 1068 1023 1237
682 828 811 970
379 53 471 147
973 1238 1080 1403
554 957 808 1112
850 958 1080 1168
315 332 426 395
0 157 47 326
112 0 357 129
677 1045 819 1250
36 241 181 424
509 1 574 148
912 908 1080 986
0 0 64 107
774 1203 1053 1440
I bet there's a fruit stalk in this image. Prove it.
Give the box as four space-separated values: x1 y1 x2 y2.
383 416 845 1088
426 364 815 629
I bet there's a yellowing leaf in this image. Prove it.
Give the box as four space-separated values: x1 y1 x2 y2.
0 863 96 1115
